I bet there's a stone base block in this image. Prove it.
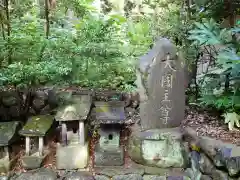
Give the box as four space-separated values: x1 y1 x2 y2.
94 145 124 166
0 156 10 173
22 152 47 169
128 128 188 168
56 142 89 170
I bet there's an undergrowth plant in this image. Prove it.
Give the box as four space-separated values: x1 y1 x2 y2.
188 18 240 130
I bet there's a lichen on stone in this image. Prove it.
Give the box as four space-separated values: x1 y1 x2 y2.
19 115 54 137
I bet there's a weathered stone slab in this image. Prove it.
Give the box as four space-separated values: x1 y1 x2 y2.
0 121 21 146
94 175 110 180
55 94 92 122
56 142 89 169
128 128 187 168
94 101 126 123
136 38 185 130
63 171 94 180
94 144 124 166
143 175 165 180
11 168 57 180
19 115 54 137
112 174 143 180
95 167 144 177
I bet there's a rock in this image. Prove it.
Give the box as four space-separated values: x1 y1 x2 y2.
190 151 201 171
200 175 212 180
11 172 33 180
211 170 229 180
142 175 165 180
32 91 48 112
11 169 57 180
199 153 215 175
94 175 110 180
112 174 142 180
1 92 19 107
95 167 144 177
184 168 202 180
31 168 57 180
0 176 8 180
0 121 21 146
128 128 187 168
63 171 94 180
142 166 184 176
225 157 240 177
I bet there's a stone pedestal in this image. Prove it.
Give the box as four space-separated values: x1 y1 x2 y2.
56 142 89 169
94 144 124 166
22 153 47 169
0 148 10 173
128 128 188 168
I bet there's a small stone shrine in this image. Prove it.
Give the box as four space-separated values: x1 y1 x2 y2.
55 90 92 170
93 100 126 166
128 37 188 170
0 121 21 173
18 115 54 169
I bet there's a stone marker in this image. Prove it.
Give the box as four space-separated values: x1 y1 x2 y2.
135 37 185 130
129 38 187 169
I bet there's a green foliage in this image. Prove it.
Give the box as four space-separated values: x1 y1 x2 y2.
222 112 240 131
188 17 240 128
0 1 154 91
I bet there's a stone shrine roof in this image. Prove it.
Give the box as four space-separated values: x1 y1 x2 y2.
19 115 54 137
92 101 126 125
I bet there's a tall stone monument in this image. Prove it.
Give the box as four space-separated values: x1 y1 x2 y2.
128 38 188 171
135 37 185 130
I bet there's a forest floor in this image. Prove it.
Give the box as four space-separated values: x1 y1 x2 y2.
181 106 240 145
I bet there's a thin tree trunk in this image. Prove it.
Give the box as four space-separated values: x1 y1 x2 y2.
44 0 49 38
5 0 11 64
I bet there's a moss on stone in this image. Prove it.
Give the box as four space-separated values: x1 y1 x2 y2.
19 115 54 137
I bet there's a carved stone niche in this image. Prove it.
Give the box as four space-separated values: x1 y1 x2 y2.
55 92 92 170
93 101 126 167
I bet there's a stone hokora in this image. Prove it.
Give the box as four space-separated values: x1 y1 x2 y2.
18 115 55 169
137 38 185 130
55 92 92 170
93 101 126 166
